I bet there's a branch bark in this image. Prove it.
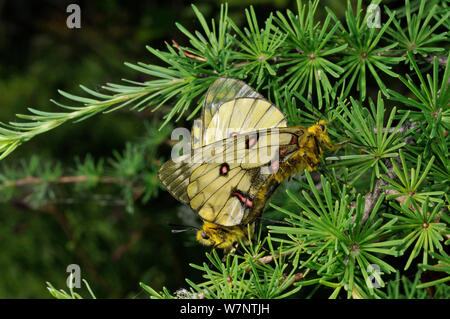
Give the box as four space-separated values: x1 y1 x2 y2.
359 121 420 224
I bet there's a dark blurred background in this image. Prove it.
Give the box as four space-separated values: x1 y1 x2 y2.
0 0 405 298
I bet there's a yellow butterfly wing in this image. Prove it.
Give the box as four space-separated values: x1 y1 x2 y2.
159 126 306 214
160 77 277 205
191 77 263 149
157 158 200 205
204 97 287 145
159 78 263 205
159 78 301 227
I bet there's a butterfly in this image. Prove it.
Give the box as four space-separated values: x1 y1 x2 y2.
158 77 340 253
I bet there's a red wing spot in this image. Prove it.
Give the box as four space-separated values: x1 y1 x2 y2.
248 137 257 148
245 133 259 149
233 192 245 203
279 147 288 156
290 135 298 145
220 163 230 176
232 191 253 208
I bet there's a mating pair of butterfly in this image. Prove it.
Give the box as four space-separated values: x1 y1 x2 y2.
158 78 340 253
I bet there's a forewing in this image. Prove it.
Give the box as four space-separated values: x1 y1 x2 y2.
192 78 263 149
204 98 287 145
202 78 263 130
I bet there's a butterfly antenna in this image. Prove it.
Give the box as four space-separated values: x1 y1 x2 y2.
331 137 377 152
168 223 200 233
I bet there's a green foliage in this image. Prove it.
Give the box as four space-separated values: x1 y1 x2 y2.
275 0 347 107
46 278 96 299
329 0 405 100
417 251 450 288
385 271 450 298
381 150 443 204
385 198 446 270
0 122 168 213
331 93 409 187
270 172 401 299
385 0 449 58
1 0 448 299
142 233 304 299
229 6 286 85
388 52 450 148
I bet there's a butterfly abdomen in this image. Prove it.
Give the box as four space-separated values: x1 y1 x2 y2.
251 153 308 219
274 133 321 181
250 130 325 221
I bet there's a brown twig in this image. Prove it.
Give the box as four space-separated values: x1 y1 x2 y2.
361 177 389 224
424 55 448 67
4 174 150 208
288 271 305 286
170 40 206 61
3 175 121 188
245 250 294 273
